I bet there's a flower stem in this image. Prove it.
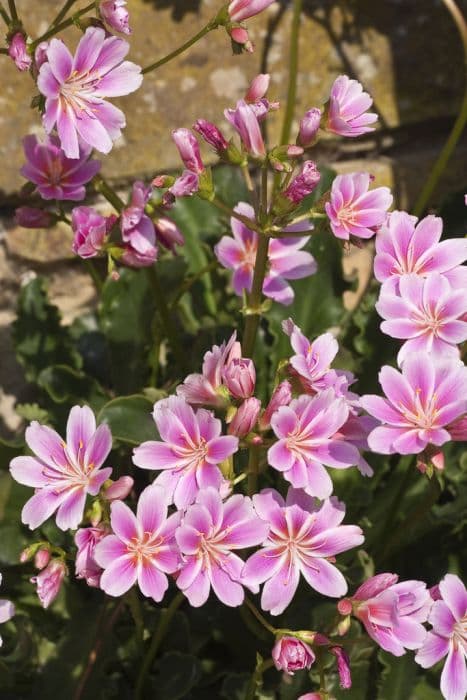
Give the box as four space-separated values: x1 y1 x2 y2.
0 3 10 25
93 175 125 212
83 259 104 294
30 2 96 49
142 19 218 74
148 266 185 371
170 259 218 309
134 591 185 700
51 0 78 26
7 0 17 22
246 658 275 700
211 196 262 233
413 0 467 215
280 0 303 145
244 597 277 635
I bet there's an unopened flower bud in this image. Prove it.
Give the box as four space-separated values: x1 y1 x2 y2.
152 174 175 188
330 646 352 689
34 42 49 71
272 635 315 675
245 73 270 102
31 559 66 609
15 206 53 229
172 128 204 174
259 380 292 430
103 476 134 501
193 119 229 153
298 108 322 147
229 26 253 52
34 548 51 570
99 0 131 35
283 161 321 204
228 397 261 437
8 33 32 72
154 217 184 252
222 357 256 398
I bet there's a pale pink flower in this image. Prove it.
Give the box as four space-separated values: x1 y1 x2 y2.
225 100 266 158
120 181 157 267
154 217 184 252
374 210 467 289
245 74 270 102
31 560 67 608
268 390 360 498
376 272 467 364
8 33 32 72
172 128 204 174
228 0 276 23
34 42 49 71
242 489 364 615
37 27 142 158
215 202 317 306
75 524 110 587
228 397 261 437
325 172 393 241
272 636 315 675
177 332 238 407
339 572 432 656
100 0 131 34
360 353 467 455
132 396 238 509
72 206 116 258
222 357 256 398
15 207 53 229
415 574 467 700
327 75 377 137
175 488 269 607
95 485 181 601
10 406 112 531
282 319 339 393
298 108 322 147
165 170 199 204
21 135 100 201
0 574 14 647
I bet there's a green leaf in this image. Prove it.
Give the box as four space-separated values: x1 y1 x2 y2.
97 395 157 445
377 651 418 700
150 651 201 699
15 403 50 423
13 277 81 382
37 365 108 410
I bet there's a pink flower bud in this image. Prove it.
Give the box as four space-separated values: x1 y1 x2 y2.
225 100 266 158
34 42 49 71
272 636 315 675
102 476 134 501
222 357 256 398
172 128 204 174
31 559 66 609
72 206 113 259
8 33 32 72
245 73 270 102
166 170 199 203
34 548 51 570
228 0 277 22
259 380 292 430
228 397 261 437
152 174 174 188
154 217 185 252
99 0 131 34
298 694 324 700
193 119 229 153
337 598 353 616
75 524 110 587
283 161 321 204
330 646 352 689
229 26 253 52
15 206 53 229
298 108 322 147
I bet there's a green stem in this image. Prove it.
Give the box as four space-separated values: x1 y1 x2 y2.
246 659 275 700
51 0 79 26
142 19 218 74
413 0 467 215
134 592 185 700
0 3 10 25
170 260 218 308
7 0 17 21
241 232 269 358
93 175 125 212
126 589 144 648
83 259 103 294
244 598 277 635
247 443 260 496
31 2 96 48
280 0 303 145
211 196 262 233
148 266 185 370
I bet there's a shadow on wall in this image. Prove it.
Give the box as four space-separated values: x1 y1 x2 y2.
142 0 201 21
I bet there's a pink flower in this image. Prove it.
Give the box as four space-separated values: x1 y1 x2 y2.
327 75 377 137
374 211 467 288
272 636 315 675
215 202 317 306
8 33 32 72
330 646 352 689
132 396 239 509
175 488 269 607
360 353 467 455
298 694 323 700
72 206 115 258
283 161 321 204
15 206 53 229
228 0 276 22
177 332 238 407
172 128 204 174
242 489 364 615
415 574 467 700
95 485 181 601
166 170 199 203
120 181 157 267
340 573 432 656
283 319 339 393
268 390 360 498
225 101 266 158
154 217 184 252
325 172 393 241
100 0 131 35
222 357 256 398
193 119 229 153
376 273 467 364
228 397 261 437
298 108 322 147
75 524 110 587
10 405 112 531
37 27 142 158
31 560 67 608
0 575 15 647
259 380 292 430
20 135 101 201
